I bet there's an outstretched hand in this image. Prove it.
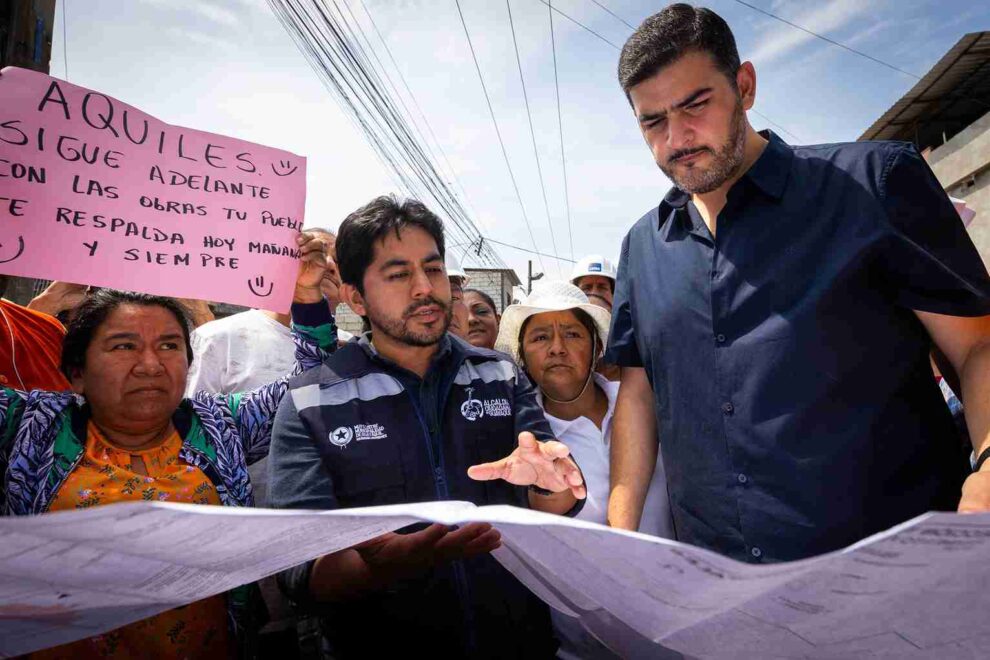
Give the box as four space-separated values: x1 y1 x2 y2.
355 523 502 583
467 431 586 500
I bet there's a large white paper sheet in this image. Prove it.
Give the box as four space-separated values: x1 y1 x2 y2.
1 502 988 658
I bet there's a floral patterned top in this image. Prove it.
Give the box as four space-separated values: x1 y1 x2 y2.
32 423 229 659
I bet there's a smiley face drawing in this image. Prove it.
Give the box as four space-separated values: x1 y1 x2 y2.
0 236 25 264
271 159 299 177
248 275 274 297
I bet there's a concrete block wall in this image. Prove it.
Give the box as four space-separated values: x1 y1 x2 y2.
929 110 990 266
465 270 507 314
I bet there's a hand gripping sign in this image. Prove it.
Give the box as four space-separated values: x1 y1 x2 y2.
0 67 307 312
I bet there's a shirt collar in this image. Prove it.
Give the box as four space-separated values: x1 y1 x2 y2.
658 129 793 228
358 331 454 380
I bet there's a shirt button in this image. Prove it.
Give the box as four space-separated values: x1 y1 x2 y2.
716 334 726 344
751 547 763 559
722 402 734 415
737 473 748 484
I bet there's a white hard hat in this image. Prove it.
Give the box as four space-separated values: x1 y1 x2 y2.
495 280 611 365
445 251 469 284
570 255 617 284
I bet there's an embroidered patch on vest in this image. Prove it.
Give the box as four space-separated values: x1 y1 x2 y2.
329 426 354 448
460 387 484 421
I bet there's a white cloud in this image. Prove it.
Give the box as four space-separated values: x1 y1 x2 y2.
137 0 242 29
746 0 876 66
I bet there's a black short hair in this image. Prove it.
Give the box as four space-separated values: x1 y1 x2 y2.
465 288 498 315
61 289 194 379
618 3 740 96
336 195 445 295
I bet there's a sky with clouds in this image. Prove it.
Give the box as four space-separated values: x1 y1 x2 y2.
51 0 990 280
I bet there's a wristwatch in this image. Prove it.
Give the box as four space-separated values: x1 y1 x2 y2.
974 446 990 472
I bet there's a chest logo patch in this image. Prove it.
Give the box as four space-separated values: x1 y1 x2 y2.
329 426 354 448
329 424 388 448
460 388 484 422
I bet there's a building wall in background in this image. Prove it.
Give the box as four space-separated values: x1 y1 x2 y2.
929 110 990 266
465 269 517 314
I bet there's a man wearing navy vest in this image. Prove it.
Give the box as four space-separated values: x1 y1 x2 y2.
269 195 586 658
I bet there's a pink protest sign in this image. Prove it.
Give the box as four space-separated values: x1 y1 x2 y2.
0 67 306 312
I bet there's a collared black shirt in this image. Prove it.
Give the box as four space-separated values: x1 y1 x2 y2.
606 131 990 562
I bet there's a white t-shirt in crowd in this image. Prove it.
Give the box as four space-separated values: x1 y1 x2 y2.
186 309 296 398
541 373 673 660
185 309 351 505
542 373 672 535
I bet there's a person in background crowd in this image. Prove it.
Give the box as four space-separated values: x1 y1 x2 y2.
0 276 70 391
446 251 470 340
0 233 336 659
269 195 585 658
569 259 621 381
27 281 91 326
30 281 216 328
570 255 617 313
496 280 671 660
463 288 501 350
607 4 990 563
186 227 346 408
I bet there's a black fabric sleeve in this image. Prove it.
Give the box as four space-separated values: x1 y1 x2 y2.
512 366 555 442
879 144 990 316
604 232 644 366
268 393 338 605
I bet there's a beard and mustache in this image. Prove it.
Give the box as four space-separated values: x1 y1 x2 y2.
658 96 747 195
367 295 453 347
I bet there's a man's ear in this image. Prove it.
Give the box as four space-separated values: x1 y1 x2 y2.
341 282 367 317
736 61 757 111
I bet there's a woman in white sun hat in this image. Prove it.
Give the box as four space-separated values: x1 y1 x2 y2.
495 280 672 659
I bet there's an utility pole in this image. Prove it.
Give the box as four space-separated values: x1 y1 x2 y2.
1 0 55 306
1 0 55 73
527 260 543 294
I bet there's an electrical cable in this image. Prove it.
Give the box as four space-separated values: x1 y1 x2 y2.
454 0 546 273
549 0 575 260
587 0 635 30
729 0 921 79
506 0 562 275
534 0 621 50
61 0 69 80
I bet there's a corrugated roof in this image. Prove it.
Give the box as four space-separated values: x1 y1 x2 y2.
858 32 990 148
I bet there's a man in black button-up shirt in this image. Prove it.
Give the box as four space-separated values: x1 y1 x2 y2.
606 4 990 563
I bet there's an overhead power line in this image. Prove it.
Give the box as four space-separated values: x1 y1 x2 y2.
506 0 562 275
749 108 801 142
588 0 636 30
482 236 576 263
454 0 546 272
730 0 921 80
548 0 575 260
534 0 622 50
266 0 507 269
538 0 803 142
354 0 482 225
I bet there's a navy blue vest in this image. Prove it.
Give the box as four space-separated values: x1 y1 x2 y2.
286 336 556 657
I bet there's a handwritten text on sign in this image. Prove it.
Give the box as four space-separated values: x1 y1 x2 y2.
0 67 306 311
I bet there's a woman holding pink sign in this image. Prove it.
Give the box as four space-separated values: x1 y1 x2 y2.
0 232 336 658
